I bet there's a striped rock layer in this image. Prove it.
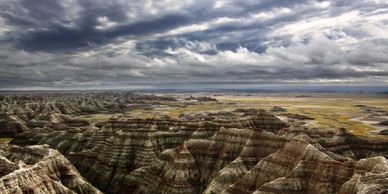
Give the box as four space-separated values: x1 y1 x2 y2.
0 145 101 194
0 92 177 137
10 111 388 194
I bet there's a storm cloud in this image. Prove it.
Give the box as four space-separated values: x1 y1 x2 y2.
0 0 387 89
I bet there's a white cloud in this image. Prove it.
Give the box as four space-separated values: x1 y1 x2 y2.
0 17 10 37
0 0 388 88
270 11 360 39
96 16 118 30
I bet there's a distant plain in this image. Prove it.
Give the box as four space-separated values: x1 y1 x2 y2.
76 92 388 139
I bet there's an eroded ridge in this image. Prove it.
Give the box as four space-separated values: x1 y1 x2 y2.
8 108 388 194
0 144 101 194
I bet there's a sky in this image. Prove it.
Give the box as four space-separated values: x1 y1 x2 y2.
0 0 387 90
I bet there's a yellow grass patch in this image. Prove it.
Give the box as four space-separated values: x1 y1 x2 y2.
74 94 388 139
0 138 13 144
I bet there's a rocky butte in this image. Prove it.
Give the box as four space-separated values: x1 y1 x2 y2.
0 92 388 194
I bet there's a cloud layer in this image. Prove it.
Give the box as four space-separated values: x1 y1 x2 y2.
0 0 387 89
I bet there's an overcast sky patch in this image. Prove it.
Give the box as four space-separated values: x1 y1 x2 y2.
0 0 387 89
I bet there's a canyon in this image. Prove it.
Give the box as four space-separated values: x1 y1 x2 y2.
1 92 388 193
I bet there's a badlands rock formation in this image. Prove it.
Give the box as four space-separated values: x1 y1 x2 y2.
279 127 388 159
0 144 101 194
125 130 388 194
2 93 388 194
0 92 176 137
11 110 287 193
10 109 388 194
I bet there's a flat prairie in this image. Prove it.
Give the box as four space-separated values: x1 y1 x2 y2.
72 92 388 139
215 94 388 138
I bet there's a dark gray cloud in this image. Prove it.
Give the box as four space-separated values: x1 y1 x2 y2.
11 14 190 52
0 0 387 89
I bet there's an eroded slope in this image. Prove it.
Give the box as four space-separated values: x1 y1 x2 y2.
0 144 101 194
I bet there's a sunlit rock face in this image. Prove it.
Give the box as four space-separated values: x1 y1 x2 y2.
0 145 101 194
10 111 286 193
125 132 388 194
219 135 388 194
9 109 388 194
279 127 388 159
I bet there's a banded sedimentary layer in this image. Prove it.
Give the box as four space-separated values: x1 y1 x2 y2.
0 144 101 194
279 127 388 159
0 92 177 137
3 93 387 194
11 110 287 193
11 112 388 193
